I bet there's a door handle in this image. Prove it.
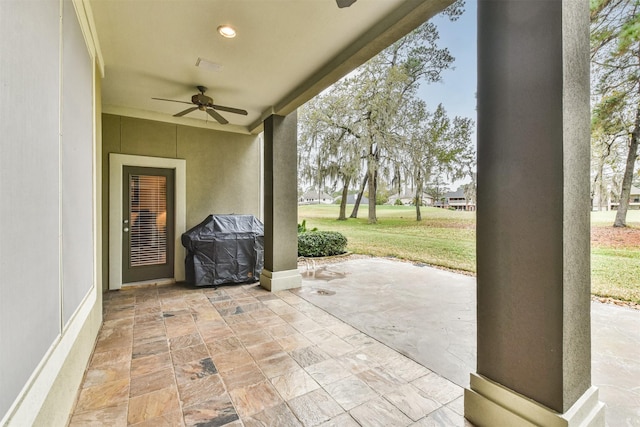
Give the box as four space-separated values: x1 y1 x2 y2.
123 227 129 232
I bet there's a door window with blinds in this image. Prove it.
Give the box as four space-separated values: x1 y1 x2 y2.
123 166 175 283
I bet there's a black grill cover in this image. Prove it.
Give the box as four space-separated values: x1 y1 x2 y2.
182 215 264 286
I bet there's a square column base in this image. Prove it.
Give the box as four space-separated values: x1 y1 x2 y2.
260 268 302 292
464 373 605 427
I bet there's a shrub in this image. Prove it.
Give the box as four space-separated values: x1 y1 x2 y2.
298 231 347 257
394 198 403 206
297 219 317 233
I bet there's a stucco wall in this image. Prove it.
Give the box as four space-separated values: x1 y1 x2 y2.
101 114 262 291
0 0 102 424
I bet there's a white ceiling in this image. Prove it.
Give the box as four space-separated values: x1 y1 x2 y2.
90 0 452 134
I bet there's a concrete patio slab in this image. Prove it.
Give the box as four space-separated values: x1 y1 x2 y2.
294 257 640 427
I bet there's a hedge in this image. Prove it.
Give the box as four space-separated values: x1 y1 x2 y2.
298 231 347 257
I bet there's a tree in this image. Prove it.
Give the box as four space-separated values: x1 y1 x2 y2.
404 101 474 221
298 86 363 220
591 0 640 226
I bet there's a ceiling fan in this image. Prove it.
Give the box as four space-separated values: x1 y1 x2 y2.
152 86 248 125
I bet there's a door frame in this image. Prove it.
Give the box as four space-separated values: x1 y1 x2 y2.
109 154 186 290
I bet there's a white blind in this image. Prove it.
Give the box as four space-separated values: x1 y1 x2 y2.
129 174 167 266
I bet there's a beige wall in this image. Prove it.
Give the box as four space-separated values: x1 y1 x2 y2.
101 114 262 291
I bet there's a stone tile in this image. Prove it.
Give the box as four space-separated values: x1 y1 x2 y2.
129 367 175 397
192 307 223 322
305 359 352 387
213 348 255 372
384 383 441 421
265 301 299 316
74 378 130 412
68 402 128 427
385 353 432 383
304 329 335 345
411 373 464 405
177 373 226 407
127 386 180 425
95 328 133 352
316 412 360 427
220 362 267 391
174 357 218 384
250 308 280 321
337 351 380 375
290 319 323 335
237 330 273 346
356 366 406 395
323 376 378 411
168 332 203 351
277 333 314 352
342 332 378 349
206 336 244 355
103 316 135 330
129 410 185 427
164 314 197 338
244 402 302 427
287 389 344 427
411 406 472 426
267 323 298 339
446 395 465 416
256 353 301 379
326 322 360 339
182 396 240 427
82 363 131 388
132 337 169 359
229 320 261 335
130 352 172 378
198 321 235 341
133 325 166 346
271 368 320 400
350 396 413 427
88 347 131 370
316 335 354 358
171 343 209 365
290 346 330 368
246 341 285 361
223 312 254 325
229 380 283 418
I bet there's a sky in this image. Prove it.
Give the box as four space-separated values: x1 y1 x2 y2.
418 1 477 187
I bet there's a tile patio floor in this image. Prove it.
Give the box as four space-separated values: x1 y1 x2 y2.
69 281 473 426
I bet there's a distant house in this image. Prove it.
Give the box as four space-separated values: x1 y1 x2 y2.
435 187 476 211
388 192 434 206
345 194 369 205
610 185 640 210
299 190 334 205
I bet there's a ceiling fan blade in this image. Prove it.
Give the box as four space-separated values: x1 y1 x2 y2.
207 108 229 124
174 106 198 117
212 104 248 116
152 97 193 105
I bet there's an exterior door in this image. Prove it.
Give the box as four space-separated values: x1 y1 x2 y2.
122 166 175 283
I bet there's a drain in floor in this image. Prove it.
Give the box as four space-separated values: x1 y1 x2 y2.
311 288 335 296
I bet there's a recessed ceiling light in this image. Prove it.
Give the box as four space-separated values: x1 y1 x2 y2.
217 25 236 38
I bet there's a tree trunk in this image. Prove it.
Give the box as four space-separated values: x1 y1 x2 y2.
613 103 640 227
367 168 377 224
350 174 369 218
338 176 350 220
415 178 423 221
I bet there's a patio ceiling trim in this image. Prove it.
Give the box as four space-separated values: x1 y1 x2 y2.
250 0 456 133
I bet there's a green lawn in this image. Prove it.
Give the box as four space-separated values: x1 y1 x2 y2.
299 205 640 303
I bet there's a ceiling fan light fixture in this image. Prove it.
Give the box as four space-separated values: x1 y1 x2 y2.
217 25 236 38
336 0 357 8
